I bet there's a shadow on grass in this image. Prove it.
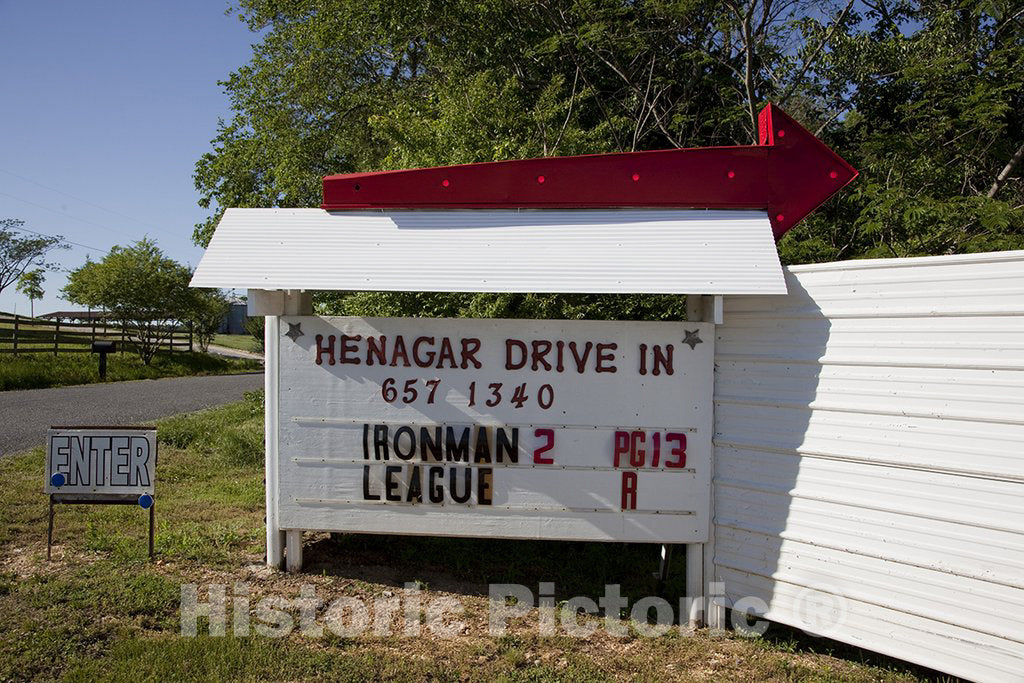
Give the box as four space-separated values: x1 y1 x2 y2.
301 534 956 681
303 533 686 607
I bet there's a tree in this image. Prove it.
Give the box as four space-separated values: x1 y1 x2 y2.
193 0 762 321
62 239 194 365
194 0 1023 320
781 0 1024 263
1 218 66 297
243 314 265 353
16 269 45 318
186 288 230 352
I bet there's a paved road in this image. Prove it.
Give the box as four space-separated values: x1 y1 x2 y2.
0 372 264 457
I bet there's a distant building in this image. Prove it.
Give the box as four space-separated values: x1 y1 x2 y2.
218 299 248 335
39 310 111 323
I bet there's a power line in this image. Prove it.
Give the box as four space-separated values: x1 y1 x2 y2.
6 225 110 253
0 167 185 239
0 190 140 241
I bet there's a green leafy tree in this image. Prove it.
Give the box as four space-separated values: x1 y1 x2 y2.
63 239 195 364
186 288 231 352
779 0 1024 262
195 0 1023 320
1 218 66 298
243 314 265 353
15 269 45 318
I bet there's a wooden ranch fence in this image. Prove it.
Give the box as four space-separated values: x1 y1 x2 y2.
0 313 192 356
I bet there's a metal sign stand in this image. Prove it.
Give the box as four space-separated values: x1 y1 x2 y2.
44 425 158 562
46 493 155 561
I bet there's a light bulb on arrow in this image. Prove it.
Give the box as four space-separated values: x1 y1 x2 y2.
321 103 857 240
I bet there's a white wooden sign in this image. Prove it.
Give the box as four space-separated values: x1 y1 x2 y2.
45 427 157 496
276 316 712 543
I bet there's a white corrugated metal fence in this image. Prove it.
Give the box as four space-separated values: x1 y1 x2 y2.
712 251 1024 682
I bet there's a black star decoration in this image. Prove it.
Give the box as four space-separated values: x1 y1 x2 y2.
682 329 702 350
285 322 304 341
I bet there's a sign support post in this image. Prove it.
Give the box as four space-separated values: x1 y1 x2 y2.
264 313 283 569
47 494 155 561
683 295 726 630
46 498 54 560
285 529 303 573
250 289 313 570
684 294 706 629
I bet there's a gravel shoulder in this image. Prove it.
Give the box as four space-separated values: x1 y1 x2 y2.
206 344 264 361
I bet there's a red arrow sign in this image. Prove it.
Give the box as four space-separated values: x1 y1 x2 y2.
322 104 857 239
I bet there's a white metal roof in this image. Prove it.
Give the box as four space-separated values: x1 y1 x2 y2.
190 208 785 294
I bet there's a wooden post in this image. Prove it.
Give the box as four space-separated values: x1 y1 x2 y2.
285 529 303 573
12 314 18 356
684 294 726 630
265 314 284 569
120 325 126 354
686 544 703 627
188 322 193 352
148 503 155 559
251 291 314 571
54 319 60 356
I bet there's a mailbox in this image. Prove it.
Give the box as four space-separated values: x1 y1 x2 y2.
92 341 116 379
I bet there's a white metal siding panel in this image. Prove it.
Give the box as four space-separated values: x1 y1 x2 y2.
189 208 785 294
713 251 1024 683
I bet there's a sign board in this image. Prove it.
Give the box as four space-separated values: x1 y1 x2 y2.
45 427 157 497
276 316 712 543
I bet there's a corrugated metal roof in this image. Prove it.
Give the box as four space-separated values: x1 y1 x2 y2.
713 250 1024 682
189 208 785 294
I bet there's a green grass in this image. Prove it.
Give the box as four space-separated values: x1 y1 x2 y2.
158 391 265 469
0 351 261 391
0 393 939 682
61 636 467 682
212 334 261 353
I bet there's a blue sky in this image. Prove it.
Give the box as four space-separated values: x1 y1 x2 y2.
0 0 259 315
